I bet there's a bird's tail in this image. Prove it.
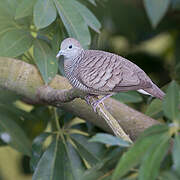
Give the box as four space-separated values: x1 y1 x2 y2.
143 84 165 100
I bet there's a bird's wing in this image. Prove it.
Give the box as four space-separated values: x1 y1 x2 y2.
77 50 152 92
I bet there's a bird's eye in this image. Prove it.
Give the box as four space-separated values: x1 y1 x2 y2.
69 45 72 49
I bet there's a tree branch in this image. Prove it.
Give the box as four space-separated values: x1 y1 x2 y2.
37 86 133 142
0 57 159 140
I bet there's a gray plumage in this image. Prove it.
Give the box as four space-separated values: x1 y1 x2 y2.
56 38 165 100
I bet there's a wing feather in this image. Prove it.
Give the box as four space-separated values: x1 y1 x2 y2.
78 50 152 93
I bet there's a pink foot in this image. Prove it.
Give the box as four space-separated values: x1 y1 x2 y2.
84 94 114 112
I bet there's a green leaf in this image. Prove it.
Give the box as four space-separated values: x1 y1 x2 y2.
143 0 171 27
87 0 97 6
172 0 180 10
138 134 170 180
0 0 21 18
66 141 86 179
160 171 180 180
89 133 130 147
34 0 57 29
32 135 63 180
112 125 169 180
51 27 63 54
139 124 169 138
53 0 91 48
34 39 58 84
33 135 85 180
0 30 33 57
15 0 36 19
73 0 101 33
25 106 50 139
163 81 180 121
113 91 143 103
145 99 163 118
71 134 103 166
0 104 31 156
0 89 20 104
30 132 51 171
0 20 17 37
0 0 30 37
172 134 180 175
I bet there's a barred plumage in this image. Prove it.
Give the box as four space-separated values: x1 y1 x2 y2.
56 38 165 102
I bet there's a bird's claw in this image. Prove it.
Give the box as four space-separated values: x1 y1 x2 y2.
84 95 91 105
91 100 104 112
84 95 104 112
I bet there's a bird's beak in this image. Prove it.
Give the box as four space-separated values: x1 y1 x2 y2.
56 50 62 58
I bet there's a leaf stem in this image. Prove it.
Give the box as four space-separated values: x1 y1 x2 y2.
27 51 34 61
54 108 61 131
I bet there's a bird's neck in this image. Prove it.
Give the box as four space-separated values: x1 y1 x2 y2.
64 50 85 78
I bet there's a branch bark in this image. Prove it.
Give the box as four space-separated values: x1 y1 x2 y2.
0 57 159 140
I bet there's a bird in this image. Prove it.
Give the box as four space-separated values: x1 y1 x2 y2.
56 38 165 111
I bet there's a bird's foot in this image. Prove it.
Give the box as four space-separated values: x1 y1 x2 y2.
84 95 92 105
91 99 105 112
84 94 115 112
84 95 103 112
91 93 115 112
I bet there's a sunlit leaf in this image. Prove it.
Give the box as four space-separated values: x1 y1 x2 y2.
0 30 33 57
163 81 180 121
143 0 171 27
90 133 130 147
34 0 57 29
73 0 101 33
34 39 58 84
53 0 91 48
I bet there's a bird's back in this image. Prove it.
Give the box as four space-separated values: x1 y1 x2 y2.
75 50 153 94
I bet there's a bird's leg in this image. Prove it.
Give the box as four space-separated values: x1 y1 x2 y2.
92 94 114 112
84 94 98 105
86 93 114 112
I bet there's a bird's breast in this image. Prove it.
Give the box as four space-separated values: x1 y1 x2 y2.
64 59 89 91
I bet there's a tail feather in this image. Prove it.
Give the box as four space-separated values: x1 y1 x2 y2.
143 84 165 100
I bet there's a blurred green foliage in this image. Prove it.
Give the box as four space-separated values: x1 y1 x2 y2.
0 0 180 180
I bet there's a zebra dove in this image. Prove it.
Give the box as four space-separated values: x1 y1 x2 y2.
56 38 165 110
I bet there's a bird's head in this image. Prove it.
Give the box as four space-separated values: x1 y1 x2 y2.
56 38 83 60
